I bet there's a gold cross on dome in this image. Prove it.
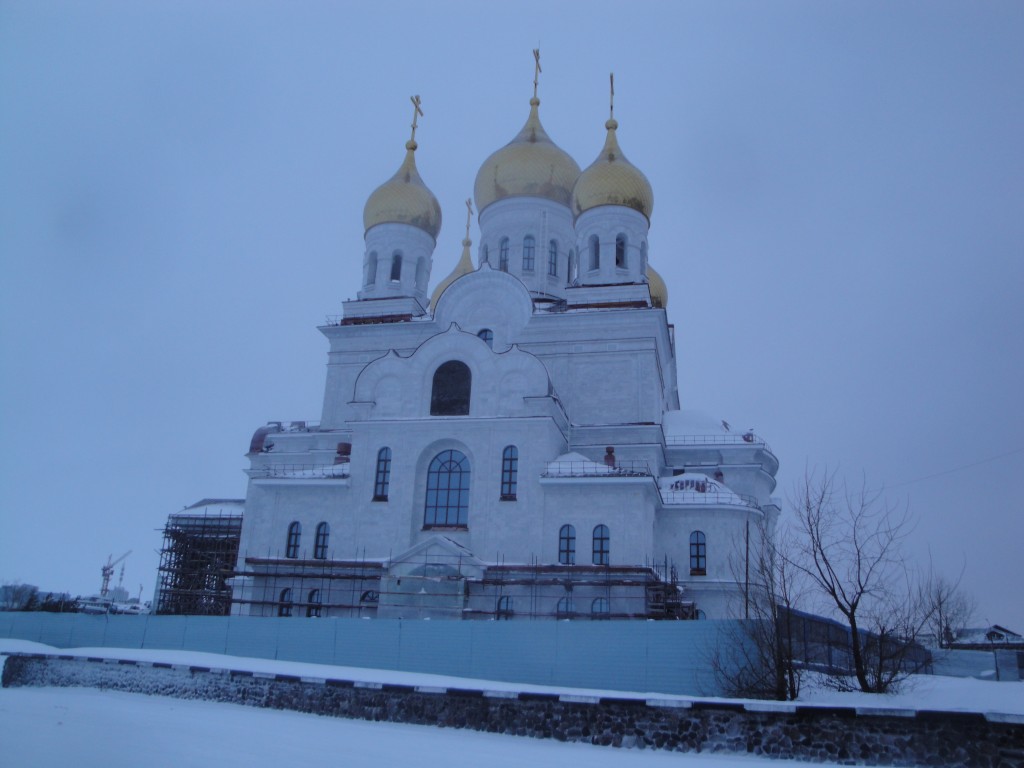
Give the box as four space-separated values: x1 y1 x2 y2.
609 72 615 120
409 95 423 143
532 49 542 99
464 199 473 241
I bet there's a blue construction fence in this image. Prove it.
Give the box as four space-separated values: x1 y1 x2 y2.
0 612 741 696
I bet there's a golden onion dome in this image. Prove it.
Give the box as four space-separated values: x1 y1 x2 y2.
572 119 653 221
363 139 442 240
431 236 475 308
474 98 581 213
647 263 668 308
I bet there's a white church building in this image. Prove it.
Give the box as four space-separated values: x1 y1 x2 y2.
225 73 781 622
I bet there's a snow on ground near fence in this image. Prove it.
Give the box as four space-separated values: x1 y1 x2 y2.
3 638 1021 716
0 685 823 768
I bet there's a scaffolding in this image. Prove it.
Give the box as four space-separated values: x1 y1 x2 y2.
229 547 695 621
156 512 243 615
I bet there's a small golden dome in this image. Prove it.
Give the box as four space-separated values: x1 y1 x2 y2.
363 140 442 239
431 237 475 308
647 263 668 308
572 119 653 221
474 98 581 213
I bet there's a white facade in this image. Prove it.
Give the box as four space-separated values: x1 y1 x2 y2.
227 90 781 622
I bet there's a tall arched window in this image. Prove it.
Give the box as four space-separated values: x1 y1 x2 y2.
591 597 610 619
547 240 558 276
499 237 510 272
278 588 293 617
568 249 575 282
481 244 489 264
640 241 648 273
589 235 600 270
690 530 707 575
416 256 428 289
522 235 535 271
430 361 471 416
374 447 392 500
556 596 574 618
306 589 321 618
285 522 301 559
313 522 329 560
500 445 518 500
558 524 576 565
592 524 610 565
615 234 627 268
424 449 471 527
367 252 378 286
390 252 402 282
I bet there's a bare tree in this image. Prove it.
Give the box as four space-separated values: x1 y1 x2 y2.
925 572 976 648
785 469 932 693
0 582 39 611
713 518 806 700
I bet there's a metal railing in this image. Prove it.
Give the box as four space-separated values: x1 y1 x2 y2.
665 433 772 453
660 489 761 510
248 464 351 480
542 459 653 478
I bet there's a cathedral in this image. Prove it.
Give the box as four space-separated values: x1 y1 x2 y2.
223 64 781 622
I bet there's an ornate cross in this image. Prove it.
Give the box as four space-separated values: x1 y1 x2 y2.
464 199 473 241
609 72 615 120
532 49 542 99
409 95 423 143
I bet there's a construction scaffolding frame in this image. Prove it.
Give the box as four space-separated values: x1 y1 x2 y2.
156 512 243 616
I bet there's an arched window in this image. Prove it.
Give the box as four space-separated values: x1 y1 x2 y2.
424 449 471 527
640 241 648 273
615 233 627 268
477 328 493 348
278 588 293 617
591 597 610 619
390 252 402 282
481 244 489 264
500 445 518 500
496 595 513 619
430 361 471 416
589 235 600 270
367 252 378 286
568 250 575 282
592 524 610 565
359 590 379 604
285 522 301 559
521 235 535 271
499 237 509 272
547 240 558 276
313 522 329 560
558 524 576 565
374 447 392 500
690 531 707 575
306 589 321 618
556 596 574 618
416 256 428 289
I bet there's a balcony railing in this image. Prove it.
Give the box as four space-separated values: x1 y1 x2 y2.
542 459 653 479
660 489 761 510
665 433 772 453
248 463 351 480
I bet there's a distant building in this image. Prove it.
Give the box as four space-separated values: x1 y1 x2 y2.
180 70 782 621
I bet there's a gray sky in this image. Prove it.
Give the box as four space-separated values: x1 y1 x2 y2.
2 1 1022 631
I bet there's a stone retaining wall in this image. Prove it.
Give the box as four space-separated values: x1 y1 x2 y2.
3 653 1022 767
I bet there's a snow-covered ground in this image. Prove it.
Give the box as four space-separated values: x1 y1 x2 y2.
1 639 1021 767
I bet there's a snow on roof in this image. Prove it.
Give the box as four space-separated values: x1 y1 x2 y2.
659 473 753 508
545 451 616 476
662 409 734 436
184 498 245 510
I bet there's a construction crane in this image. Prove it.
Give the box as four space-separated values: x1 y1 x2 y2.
100 551 131 597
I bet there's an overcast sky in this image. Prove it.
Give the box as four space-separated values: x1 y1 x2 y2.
1 2 1022 632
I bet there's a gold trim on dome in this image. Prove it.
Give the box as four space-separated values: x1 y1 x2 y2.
473 98 581 213
362 96 442 240
647 264 668 309
572 118 654 221
431 199 476 308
